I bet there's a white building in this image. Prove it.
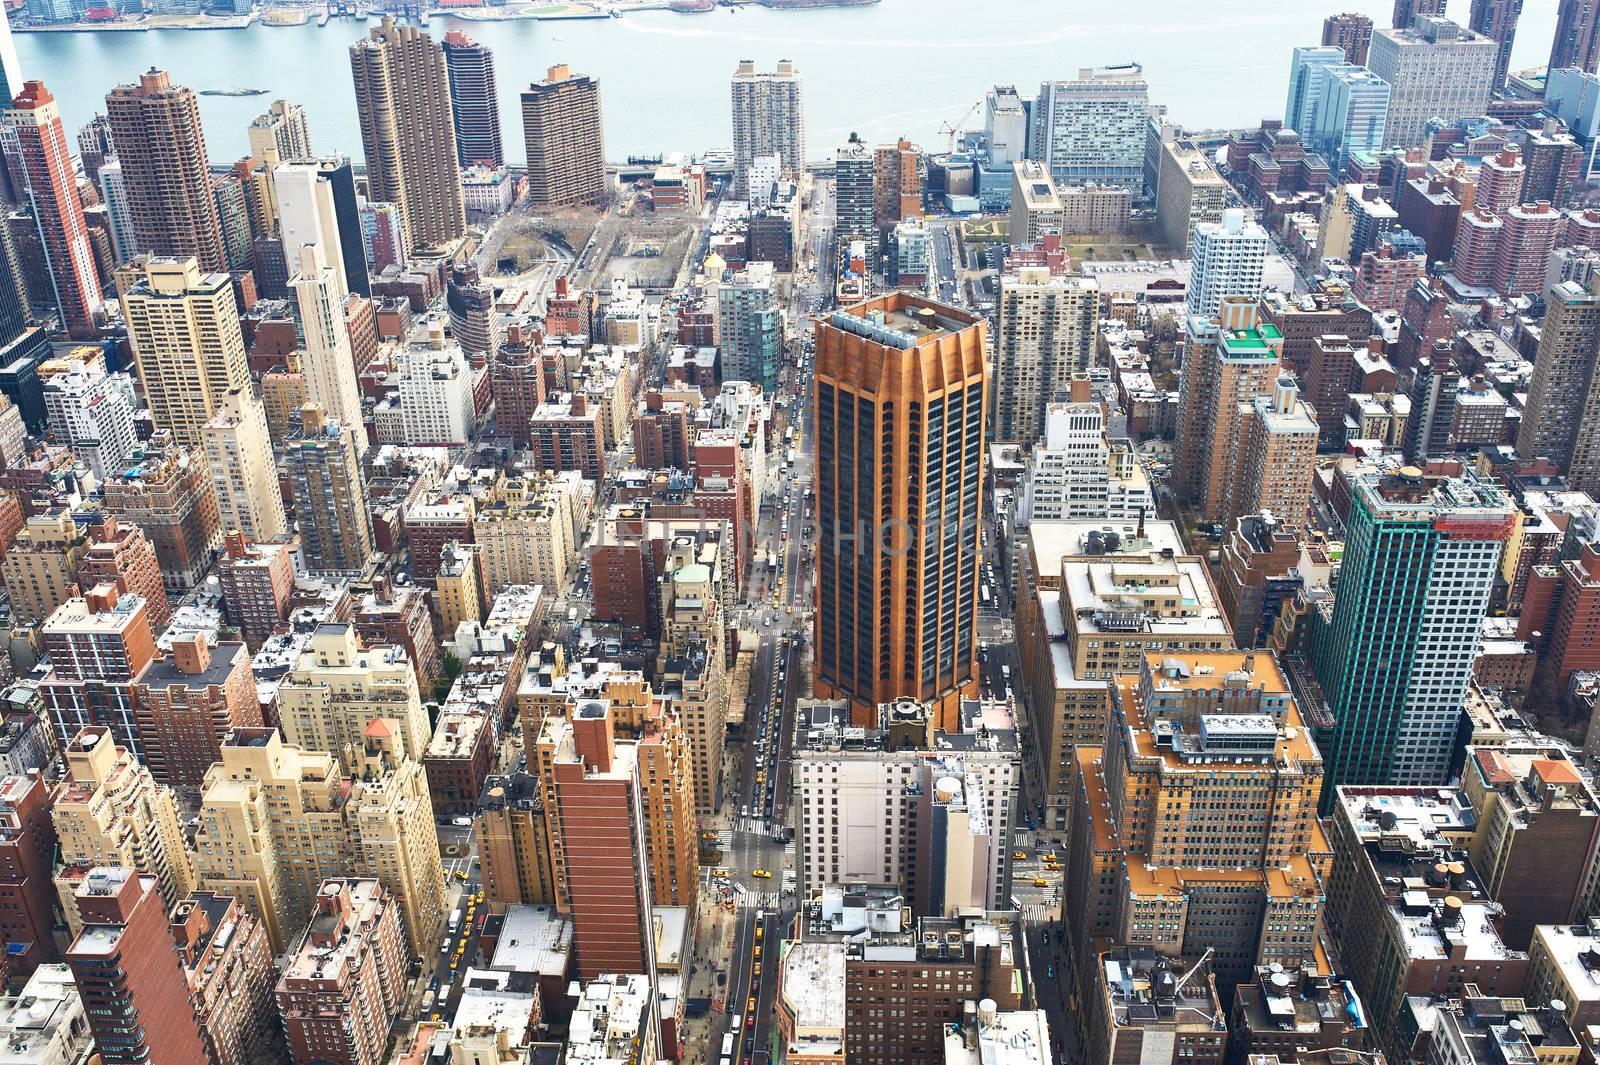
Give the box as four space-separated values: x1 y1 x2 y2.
41 363 138 480
1367 17 1497 150
984 85 1029 166
275 159 350 296
994 266 1099 443
97 158 140 264
1018 402 1153 525
746 152 781 208
1031 65 1149 188
0 964 93 1065
1186 208 1269 319
291 243 367 453
792 698 1019 916
398 337 475 447
201 387 289 543
568 973 658 1063
462 165 515 219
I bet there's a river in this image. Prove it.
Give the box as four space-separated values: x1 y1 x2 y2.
11 0 1563 164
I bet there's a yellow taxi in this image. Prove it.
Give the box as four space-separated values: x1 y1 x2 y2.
755 924 764 940
754 944 762 959
752 868 773 879
747 996 756 1012
1033 878 1051 887
702 831 719 841
713 868 730 879
454 869 468 881
1013 851 1027 861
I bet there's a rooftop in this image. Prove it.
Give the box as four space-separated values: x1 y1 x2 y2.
781 942 846 1032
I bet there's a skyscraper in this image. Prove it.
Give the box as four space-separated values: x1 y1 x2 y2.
716 261 783 394
104 70 227 273
1367 20 1498 149
1517 273 1600 490
993 265 1099 443
520 64 606 207
75 113 114 189
730 59 805 196
287 404 374 576
1322 12 1375 64
273 157 369 298
1469 0 1525 90
1392 0 1445 29
983 85 1029 165
1551 0 1600 74
1185 208 1269 319
291 243 368 454
814 294 988 728
833 132 876 266
97 159 139 264
1311 65 1391 173
1284 46 1349 136
247 99 312 162
201 387 288 543
349 18 465 253
1030 65 1149 187
0 3 20 107
441 31 502 169
541 703 656 981
1309 466 1511 806
121 257 250 447
65 867 208 1065
5 81 102 341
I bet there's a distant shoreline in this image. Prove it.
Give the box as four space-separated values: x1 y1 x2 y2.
10 0 878 32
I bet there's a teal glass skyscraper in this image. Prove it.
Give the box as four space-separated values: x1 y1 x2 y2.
1308 466 1511 812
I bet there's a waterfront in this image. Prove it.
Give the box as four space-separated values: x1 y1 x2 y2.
14 0 1562 163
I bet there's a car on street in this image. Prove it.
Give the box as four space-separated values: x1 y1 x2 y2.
752 868 772 879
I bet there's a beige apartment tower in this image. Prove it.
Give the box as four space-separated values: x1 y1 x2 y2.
1233 375 1318 527
730 59 805 196
52 727 197 936
349 18 466 253
275 622 431 763
994 265 1099 443
201 387 288 544
120 257 251 447
520 64 607 208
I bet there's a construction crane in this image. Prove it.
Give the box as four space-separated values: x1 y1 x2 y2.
939 101 982 154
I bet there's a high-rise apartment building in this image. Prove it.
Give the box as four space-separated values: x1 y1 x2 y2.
473 769 561 909
1518 274 1600 491
96 158 139 263
1394 0 1446 28
1307 467 1511 805
131 634 260 792
292 244 368 453
349 18 465 253
1322 12 1375 64
1185 209 1269 319
1067 652 1325 989
272 157 369 298
814 295 986 727
1367 19 1498 150
120 257 250 446
716 261 783 394
658 541 730 814
1173 298 1285 520
834 132 877 266
276 879 407 1065
168 892 280 1065
873 138 921 228
993 265 1098 443
287 404 374 576
1234 375 1318 528
730 59 805 196
202 387 288 543
51 727 195 935
1495 201 1562 298
40 360 137 479
793 698 1019 914
1470 0 1525 90
2 509 87 624
520 63 606 208
0 774 59 982
1017 398 1153 524
248 99 313 162
101 435 223 591
40 587 158 757
441 31 502 169
1551 0 1600 73
1031 65 1149 187
277 623 429 762
6 81 102 340
103 70 226 272
65 867 208 1065
1154 135 1231 252
541 703 656 980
